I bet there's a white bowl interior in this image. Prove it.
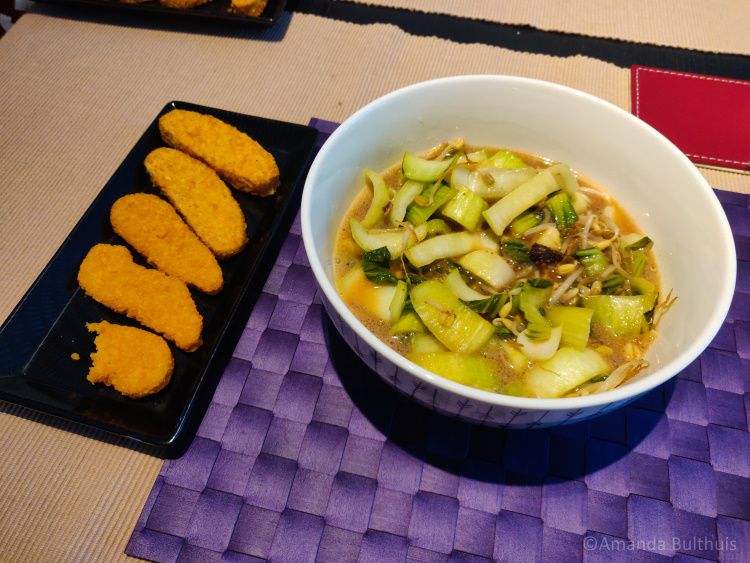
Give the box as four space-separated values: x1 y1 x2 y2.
303 75 735 408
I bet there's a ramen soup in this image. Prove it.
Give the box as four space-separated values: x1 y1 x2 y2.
333 141 674 398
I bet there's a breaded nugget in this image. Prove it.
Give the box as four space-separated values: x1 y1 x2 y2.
231 0 268 16
86 321 173 398
144 148 248 258
159 109 280 196
78 244 203 352
111 193 223 294
160 0 210 7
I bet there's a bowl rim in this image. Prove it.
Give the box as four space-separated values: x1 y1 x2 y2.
301 74 737 411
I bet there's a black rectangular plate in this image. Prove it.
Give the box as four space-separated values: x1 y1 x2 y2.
0 101 317 457
34 0 286 26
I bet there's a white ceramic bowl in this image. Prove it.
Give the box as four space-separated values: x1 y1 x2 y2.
301 75 735 428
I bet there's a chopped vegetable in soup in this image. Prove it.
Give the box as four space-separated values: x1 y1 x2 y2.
333 140 675 398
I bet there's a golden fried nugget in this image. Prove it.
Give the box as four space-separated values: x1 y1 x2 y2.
144 147 248 258
111 193 223 294
159 109 280 196
78 244 203 352
160 0 210 7
231 0 268 16
86 321 174 398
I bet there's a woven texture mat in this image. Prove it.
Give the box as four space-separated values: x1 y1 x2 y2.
342 0 750 56
125 120 750 562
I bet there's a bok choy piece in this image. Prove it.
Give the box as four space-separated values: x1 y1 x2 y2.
390 311 426 335
402 152 457 182
547 163 579 195
621 235 653 277
406 351 497 391
631 276 656 297
440 188 488 231
389 281 408 323
517 325 562 361
362 246 398 284
479 149 528 169
584 294 657 339
444 269 487 301
463 294 504 318
451 166 537 201
548 163 588 213
546 191 579 230
389 181 424 225
414 218 451 241
350 218 416 258
457 250 515 291
483 168 559 236
361 169 391 228
500 342 529 375
405 183 457 226
546 306 593 351
336 266 398 321
523 347 609 398
518 280 553 340
575 247 609 277
410 334 446 353
501 239 532 264
410 280 494 353
602 274 626 294
509 209 544 236
534 226 562 251
405 232 498 268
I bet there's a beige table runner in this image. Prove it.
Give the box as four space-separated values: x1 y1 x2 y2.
343 0 750 56
0 11 747 562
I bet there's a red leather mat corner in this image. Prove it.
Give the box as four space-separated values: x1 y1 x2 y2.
632 65 750 172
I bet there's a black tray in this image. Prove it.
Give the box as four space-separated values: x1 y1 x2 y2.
0 101 317 457
34 0 286 26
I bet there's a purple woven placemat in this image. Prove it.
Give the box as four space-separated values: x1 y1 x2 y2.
126 120 749 563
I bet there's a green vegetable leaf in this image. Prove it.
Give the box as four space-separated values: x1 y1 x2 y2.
519 281 552 340
494 324 515 339
527 278 553 289
576 247 609 277
546 191 579 230
362 246 398 284
462 294 504 318
625 236 653 251
406 273 424 285
501 239 532 264
602 274 626 294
